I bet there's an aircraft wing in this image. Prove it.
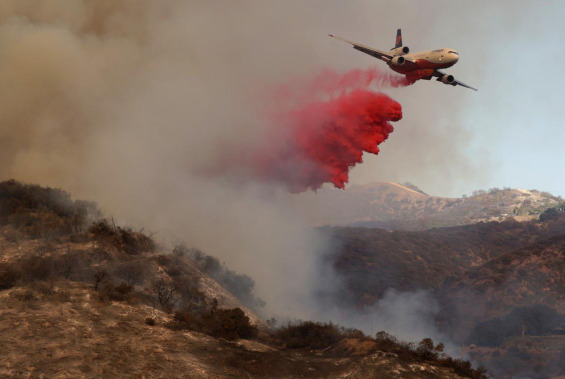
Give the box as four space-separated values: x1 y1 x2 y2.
329 35 393 62
434 70 478 91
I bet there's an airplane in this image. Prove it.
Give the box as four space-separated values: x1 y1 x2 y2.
329 29 477 91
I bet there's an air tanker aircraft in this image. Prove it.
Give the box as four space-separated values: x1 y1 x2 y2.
330 29 477 91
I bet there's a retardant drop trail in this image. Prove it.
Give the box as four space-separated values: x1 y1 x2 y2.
254 89 402 192
213 68 408 192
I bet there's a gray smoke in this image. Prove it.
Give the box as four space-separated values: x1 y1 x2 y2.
0 1 537 348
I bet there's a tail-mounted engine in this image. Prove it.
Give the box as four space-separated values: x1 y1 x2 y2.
389 46 409 56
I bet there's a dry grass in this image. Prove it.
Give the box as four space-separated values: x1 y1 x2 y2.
0 282 477 379
0 181 486 378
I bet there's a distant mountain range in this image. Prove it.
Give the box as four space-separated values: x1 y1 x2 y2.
312 182 563 230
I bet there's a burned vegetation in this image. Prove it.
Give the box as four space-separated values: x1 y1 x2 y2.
0 180 260 340
0 179 99 240
0 180 487 378
181 246 266 311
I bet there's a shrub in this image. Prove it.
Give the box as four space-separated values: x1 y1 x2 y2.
114 281 134 297
98 281 135 302
539 204 565 222
373 331 488 378
115 261 146 286
89 219 155 255
214 307 258 340
273 321 350 349
0 180 99 238
120 227 155 254
170 305 258 340
438 357 488 379
55 251 79 279
187 249 265 311
88 219 117 237
174 276 205 310
149 278 177 309
18 255 53 282
0 263 21 290
97 282 115 301
374 331 413 353
415 337 445 360
93 269 108 290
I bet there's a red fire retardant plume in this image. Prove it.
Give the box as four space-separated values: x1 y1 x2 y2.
254 88 402 192
212 68 409 192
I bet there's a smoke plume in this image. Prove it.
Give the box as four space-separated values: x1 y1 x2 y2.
0 0 473 349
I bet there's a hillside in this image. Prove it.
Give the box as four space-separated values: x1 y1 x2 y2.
328 215 565 306
443 234 565 314
0 180 485 379
438 234 565 342
326 210 565 378
311 182 563 230
0 282 481 379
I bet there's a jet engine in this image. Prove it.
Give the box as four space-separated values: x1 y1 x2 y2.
390 46 410 56
440 74 455 85
390 56 406 66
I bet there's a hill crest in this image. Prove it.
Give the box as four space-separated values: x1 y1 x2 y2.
311 182 562 230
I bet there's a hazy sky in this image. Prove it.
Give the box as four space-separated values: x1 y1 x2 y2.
2 1 564 198
299 0 565 197
151 0 565 198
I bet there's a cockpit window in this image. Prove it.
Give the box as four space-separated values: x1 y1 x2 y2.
448 51 459 55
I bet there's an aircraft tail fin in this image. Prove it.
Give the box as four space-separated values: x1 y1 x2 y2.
394 29 402 48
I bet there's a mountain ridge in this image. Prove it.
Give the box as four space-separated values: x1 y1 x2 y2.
311 182 563 230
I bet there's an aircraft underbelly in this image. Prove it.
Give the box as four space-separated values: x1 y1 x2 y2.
405 69 435 80
390 59 452 80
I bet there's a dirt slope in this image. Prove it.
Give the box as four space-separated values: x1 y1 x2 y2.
0 282 471 379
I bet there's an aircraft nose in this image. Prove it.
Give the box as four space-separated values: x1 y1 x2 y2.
452 53 459 63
